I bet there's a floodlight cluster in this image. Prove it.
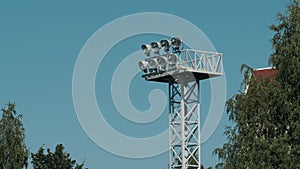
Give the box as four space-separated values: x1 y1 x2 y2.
138 37 183 73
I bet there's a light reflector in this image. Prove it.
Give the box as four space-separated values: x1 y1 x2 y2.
141 44 152 56
171 37 182 51
138 60 149 73
148 58 158 69
157 56 168 68
169 54 179 66
160 39 172 52
150 42 161 54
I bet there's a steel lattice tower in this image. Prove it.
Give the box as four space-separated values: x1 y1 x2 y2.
139 42 223 169
169 79 200 169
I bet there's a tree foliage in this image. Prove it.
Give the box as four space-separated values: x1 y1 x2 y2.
31 144 87 169
0 102 28 169
213 1 300 168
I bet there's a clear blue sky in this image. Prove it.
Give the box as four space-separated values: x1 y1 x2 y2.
0 1 286 168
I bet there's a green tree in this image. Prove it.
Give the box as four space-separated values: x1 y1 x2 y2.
31 144 87 169
213 1 300 168
0 102 29 169
268 0 300 166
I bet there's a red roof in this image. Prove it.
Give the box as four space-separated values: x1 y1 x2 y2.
253 67 277 79
245 67 277 93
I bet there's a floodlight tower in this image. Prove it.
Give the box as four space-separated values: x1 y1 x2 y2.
138 37 223 169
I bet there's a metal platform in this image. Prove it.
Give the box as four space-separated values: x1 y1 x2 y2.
141 49 223 83
142 67 223 83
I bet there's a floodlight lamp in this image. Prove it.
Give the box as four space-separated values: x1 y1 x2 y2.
168 53 179 66
148 58 158 69
141 44 152 56
138 60 149 73
157 56 168 68
160 39 172 52
150 42 161 54
171 37 182 51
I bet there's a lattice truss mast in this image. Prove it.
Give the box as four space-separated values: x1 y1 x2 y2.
138 37 223 169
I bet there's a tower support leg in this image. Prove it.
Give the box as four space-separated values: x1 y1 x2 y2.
169 79 200 169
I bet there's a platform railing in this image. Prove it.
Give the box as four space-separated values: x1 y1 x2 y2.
179 49 223 74
144 49 223 75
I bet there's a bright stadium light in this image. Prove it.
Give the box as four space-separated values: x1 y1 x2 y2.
148 58 158 69
171 37 182 51
168 53 179 66
150 42 161 55
141 44 152 56
139 37 183 74
138 60 149 73
157 56 168 69
160 39 172 53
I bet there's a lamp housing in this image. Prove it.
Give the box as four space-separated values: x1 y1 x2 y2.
160 39 172 53
150 42 161 55
141 44 152 56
